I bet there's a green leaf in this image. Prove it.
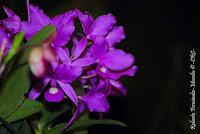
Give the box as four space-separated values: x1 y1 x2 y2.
0 64 30 119
0 120 31 134
0 117 18 133
0 25 56 119
74 112 89 134
45 119 126 134
4 32 24 64
74 131 88 134
38 102 69 133
65 119 127 132
14 120 31 134
5 99 43 123
42 103 69 126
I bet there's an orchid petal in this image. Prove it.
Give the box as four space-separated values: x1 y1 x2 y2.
80 93 109 113
65 109 79 128
65 103 85 128
51 10 76 26
72 36 79 47
3 6 16 17
106 26 125 47
28 4 51 25
20 21 39 40
109 66 138 80
90 37 108 60
76 9 94 34
54 64 82 83
73 37 87 59
57 82 78 106
28 78 50 100
52 23 75 47
51 10 76 46
55 47 69 63
93 79 106 93
100 49 134 71
21 4 50 39
110 80 127 96
71 58 95 67
56 82 79 128
1 7 21 34
89 13 116 36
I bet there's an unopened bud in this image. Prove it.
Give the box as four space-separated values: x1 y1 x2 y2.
29 47 45 77
43 47 56 62
29 46 57 77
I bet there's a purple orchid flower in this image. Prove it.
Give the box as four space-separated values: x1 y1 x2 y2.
55 37 95 68
28 37 95 127
54 37 96 127
20 0 76 47
76 9 125 49
28 62 80 104
0 7 21 35
90 37 136 79
76 68 136 115
91 47 137 97
68 10 137 115
0 1 138 127
27 39 88 104
77 68 135 113
76 10 136 81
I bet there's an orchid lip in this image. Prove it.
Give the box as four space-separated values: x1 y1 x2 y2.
44 87 64 102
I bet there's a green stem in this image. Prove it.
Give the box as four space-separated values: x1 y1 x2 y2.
34 128 43 134
34 123 44 134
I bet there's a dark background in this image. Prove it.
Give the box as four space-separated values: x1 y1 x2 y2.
1 0 200 134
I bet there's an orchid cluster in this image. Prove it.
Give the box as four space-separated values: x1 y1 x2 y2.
0 0 137 132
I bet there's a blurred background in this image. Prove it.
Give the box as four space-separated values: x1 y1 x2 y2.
0 0 199 134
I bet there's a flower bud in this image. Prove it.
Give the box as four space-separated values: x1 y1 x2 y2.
43 47 56 62
29 47 45 77
29 43 57 77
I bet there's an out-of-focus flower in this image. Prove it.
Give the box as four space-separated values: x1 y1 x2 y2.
29 47 46 77
0 29 11 57
29 46 56 77
0 7 21 34
0 7 22 67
